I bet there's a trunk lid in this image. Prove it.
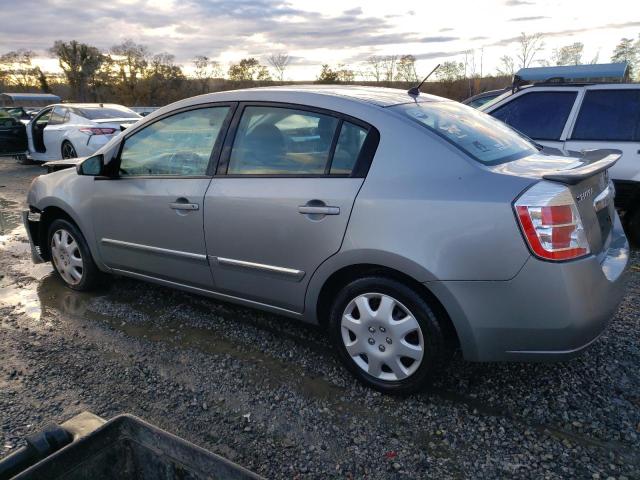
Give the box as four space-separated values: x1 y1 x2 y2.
489 149 620 256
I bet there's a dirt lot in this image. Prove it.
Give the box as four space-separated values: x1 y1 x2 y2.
1 158 639 479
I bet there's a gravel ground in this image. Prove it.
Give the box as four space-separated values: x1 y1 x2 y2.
1 158 639 479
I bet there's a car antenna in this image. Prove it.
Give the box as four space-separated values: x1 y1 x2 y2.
408 64 440 96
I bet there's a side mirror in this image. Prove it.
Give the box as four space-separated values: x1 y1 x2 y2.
76 154 104 176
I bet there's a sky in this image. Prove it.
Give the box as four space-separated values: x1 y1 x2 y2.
1 0 639 80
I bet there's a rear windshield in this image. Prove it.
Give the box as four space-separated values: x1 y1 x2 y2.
70 106 140 120
393 101 537 164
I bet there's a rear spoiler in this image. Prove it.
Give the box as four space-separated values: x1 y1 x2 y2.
542 149 621 185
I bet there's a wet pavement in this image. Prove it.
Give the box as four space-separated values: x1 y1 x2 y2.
1 159 640 479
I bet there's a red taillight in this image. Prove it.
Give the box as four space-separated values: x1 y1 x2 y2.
514 182 590 261
79 127 116 135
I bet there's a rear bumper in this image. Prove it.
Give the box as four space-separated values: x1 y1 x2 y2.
429 217 630 362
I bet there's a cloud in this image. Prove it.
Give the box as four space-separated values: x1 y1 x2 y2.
469 36 489 41
439 27 454 32
510 16 549 21
505 0 534 5
343 7 363 15
420 36 459 43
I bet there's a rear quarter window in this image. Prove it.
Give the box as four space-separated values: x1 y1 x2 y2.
490 91 577 141
571 89 640 141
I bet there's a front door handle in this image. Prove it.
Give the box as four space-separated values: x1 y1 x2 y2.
298 205 340 215
169 200 199 211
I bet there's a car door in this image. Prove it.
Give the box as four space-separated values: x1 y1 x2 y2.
27 107 52 160
487 89 580 152
42 106 68 159
204 103 378 312
563 87 640 185
0 112 27 155
91 104 234 288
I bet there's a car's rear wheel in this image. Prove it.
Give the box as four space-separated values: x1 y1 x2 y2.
61 141 77 159
48 219 102 291
329 276 446 394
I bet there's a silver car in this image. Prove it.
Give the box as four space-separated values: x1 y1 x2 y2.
23 86 629 393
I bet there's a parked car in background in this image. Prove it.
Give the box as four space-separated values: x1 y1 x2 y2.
461 87 510 108
480 63 640 243
0 106 34 123
0 108 28 158
22 103 141 161
23 86 629 393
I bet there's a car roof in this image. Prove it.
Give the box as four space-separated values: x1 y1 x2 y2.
52 103 132 108
190 85 445 108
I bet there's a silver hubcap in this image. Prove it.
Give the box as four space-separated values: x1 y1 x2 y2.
51 229 83 285
62 143 76 159
341 293 424 381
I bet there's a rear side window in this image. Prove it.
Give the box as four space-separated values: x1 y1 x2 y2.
571 90 640 141
393 101 537 164
491 91 577 140
228 106 358 175
331 122 368 174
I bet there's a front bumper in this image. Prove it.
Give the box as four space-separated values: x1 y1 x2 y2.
22 210 45 263
429 217 630 362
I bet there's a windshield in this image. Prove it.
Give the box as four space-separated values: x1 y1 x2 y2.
392 101 537 164
71 106 140 120
477 90 512 111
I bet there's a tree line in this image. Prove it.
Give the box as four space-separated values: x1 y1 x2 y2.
0 33 638 106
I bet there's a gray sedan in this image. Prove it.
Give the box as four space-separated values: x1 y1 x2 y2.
23 86 629 393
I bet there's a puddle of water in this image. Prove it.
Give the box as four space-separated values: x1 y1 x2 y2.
0 198 21 236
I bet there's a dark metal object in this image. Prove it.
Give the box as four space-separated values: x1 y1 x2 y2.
0 412 262 480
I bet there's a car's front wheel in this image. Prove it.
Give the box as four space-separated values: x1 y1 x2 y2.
48 219 102 291
61 141 77 159
329 276 446 394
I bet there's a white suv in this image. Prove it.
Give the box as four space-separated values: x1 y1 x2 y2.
481 80 640 243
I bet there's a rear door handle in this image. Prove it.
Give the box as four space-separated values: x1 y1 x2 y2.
169 202 199 211
298 205 340 215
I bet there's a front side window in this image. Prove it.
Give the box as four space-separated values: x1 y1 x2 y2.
572 90 640 141
119 106 230 176
490 91 577 141
393 101 537 164
228 106 341 175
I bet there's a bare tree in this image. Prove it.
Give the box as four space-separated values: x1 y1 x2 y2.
267 53 290 81
381 55 398 82
192 55 222 93
516 32 545 69
496 55 516 76
366 56 384 82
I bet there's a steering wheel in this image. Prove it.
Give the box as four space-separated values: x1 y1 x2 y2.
167 151 202 175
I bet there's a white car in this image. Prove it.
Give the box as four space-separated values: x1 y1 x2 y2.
25 103 141 161
480 63 640 242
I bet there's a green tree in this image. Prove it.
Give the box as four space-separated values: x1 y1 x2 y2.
316 64 339 83
50 41 104 101
110 40 150 105
611 36 639 78
228 58 271 81
396 55 418 82
437 61 464 82
552 42 584 65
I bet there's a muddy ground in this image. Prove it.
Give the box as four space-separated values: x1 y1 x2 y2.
1 158 639 479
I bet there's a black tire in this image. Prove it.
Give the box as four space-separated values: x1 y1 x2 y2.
626 207 640 247
47 218 102 291
328 276 446 394
61 141 77 159
15 154 32 165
